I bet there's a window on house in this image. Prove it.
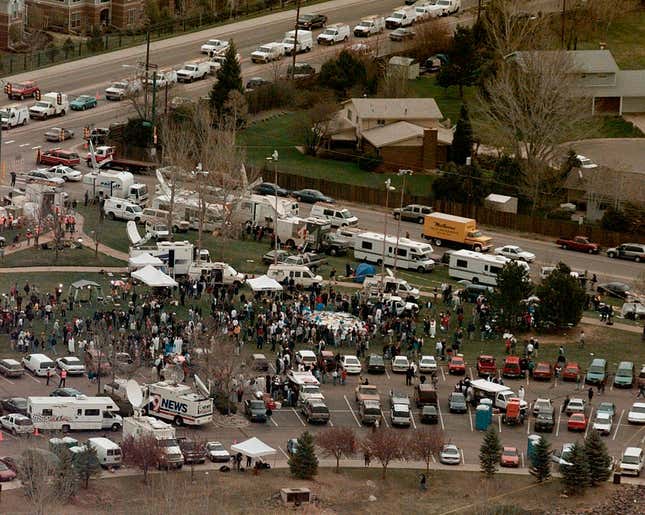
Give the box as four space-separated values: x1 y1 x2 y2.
377 119 385 126
347 109 352 121
127 8 136 24
70 12 81 27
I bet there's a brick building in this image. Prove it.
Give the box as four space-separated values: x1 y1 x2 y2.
0 0 25 50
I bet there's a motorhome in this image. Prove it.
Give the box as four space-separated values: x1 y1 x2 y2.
276 216 331 249
363 274 420 300
142 377 213 426
187 261 245 284
151 193 225 232
267 264 323 288
354 232 435 272
238 194 299 227
448 249 528 286
27 396 123 432
140 207 190 233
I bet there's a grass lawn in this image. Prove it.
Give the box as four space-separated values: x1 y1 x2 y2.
586 115 644 139
78 205 131 255
407 76 474 124
1 246 126 268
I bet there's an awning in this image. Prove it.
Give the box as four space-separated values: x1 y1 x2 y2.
131 265 178 288
230 437 276 458
246 275 283 292
128 252 164 270
70 280 101 289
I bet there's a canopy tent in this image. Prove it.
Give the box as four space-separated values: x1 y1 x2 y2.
354 263 375 283
68 280 104 303
131 265 178 288
128 252 164 271
230 437 277 458
246 275 283 292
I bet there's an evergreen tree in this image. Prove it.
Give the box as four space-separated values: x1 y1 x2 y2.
560 442 590 495
491 261 533 330
479 425 502 478
289 431 318 479
75 445 102 489
584 430 611 485
318 50 367 97
55 448 79 502
437 26 481 97
535 263 586 329
531 436 551 482
210 42 244 118
451 104 474 165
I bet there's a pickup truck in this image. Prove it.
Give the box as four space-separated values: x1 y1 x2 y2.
355 384 380 404
178 438 207 464
5 80 40 100
555 236 600 254
283 252 326 271
317 232 351 256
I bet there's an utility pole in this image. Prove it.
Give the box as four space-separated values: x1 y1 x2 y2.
144 31 151 119
291 0 301 79
381 179 394 277
393 169 412 273
560 0 566 49
477 0 482 23
267 151 279 262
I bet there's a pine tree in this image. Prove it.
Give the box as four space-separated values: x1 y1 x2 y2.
531 436 551 482
209 42 244 118
75 445 102 489
584 430 611 485
55 448 79 502
479 425 502 478
451 104 473 165
560 442 590 495
289 431 318 479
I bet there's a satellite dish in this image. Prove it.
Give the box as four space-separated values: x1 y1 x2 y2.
385 268 394 278
194 374 210 398
164 365 185 385
126 379 144 409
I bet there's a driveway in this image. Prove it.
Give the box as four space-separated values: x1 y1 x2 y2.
567 138 645 172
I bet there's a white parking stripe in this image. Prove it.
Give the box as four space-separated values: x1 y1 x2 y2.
520 452 525 468
526 374 530 387
19 143 30 147
329 419 334 427
0 376 14 385
344 395 361 427
270 416 279 427
613 410 624 440
556 410 562 437
291 408 305 427
585 407 594 437
28 374 41 384
526 416 531 434
384 368 390 380
440 367 446 382
437 402 445 431
380 410 389 428
460 448 465 464
467 406 474 432
278 446 289 459
4 140 14 144
498 414 502 433
468 367 474 378
410 409 417 430
431 453 436 463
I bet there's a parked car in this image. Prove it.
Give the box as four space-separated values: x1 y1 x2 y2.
448 392 467 413
251 353 269 372
619 447 644 476
245 77 272 91
46 164 82 182
555 236 600 254
494 245 536 262
532 398 554 417
567 412 587 431
420 405 439 424
585 358 607 385
56 356 86 375
607 243 645 262
367 354 385 374
597 402 616 418
391 355 410 373
243 399 268 422
449 355 466 375
44 127 74 142
597 282 631 299
262 249 291 265
392 204 433 224
628 402 645 424
70 95 98 110
592 412 613 435
0 460 16 482
614 361 634 388
25 170 65 186
253 182 289 197
0 359 24 378
418 355 437 374
286 438 298 456
575 154 597 168
500 446 520 468
534 410 555 433
565 398 586 416
562 362 581 382
389 27 416 41
340 355 362 374
0 397 27 415
36 148 81 167
297 13 328 29
50 387 83 397
439 444 461 465
532 362 553 381
178 438 207 464
301 398 330 424
476 355 496 377
291 189 334 204
0 413 33 435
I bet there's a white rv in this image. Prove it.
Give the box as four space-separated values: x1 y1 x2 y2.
83 170 148 205
151 193 225 232
187 261 245 284
27 396 123 432
448 249 529 286
276 216 331 249
142 377 213 426
238 194 299 227
354 232 435 272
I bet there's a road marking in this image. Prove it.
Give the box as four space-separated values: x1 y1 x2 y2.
4 140 14 144
0 376 14 385
556 411 562 437
460 448 465 464
0 429 18 440
436 403 446 431
585 407 594 437
269 416 279 427
431 453 436 463
329 409 352 412
526 416 531 434
344 395 361 427
31 146 40 150
329 418 334 427
28 374 41 384
19 143 30 147
469 367 474 378
526 374 530 387
384 368 390 380
440 367 446 382
291 408 305 427
410 409 416 430
498 414 502 433
520 452 525 468
380 410 389 428
278 446 289 459
613 410 624 440
467 406 474 432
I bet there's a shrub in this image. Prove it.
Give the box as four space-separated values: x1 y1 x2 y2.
358 153 383 172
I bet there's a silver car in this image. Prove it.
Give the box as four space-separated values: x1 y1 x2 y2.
439 444 461 465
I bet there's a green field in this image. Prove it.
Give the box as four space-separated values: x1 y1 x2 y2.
406 77 474 124
1 246 126 268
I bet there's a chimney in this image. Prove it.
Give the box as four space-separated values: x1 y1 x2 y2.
404 107 408 116
422 128 438 170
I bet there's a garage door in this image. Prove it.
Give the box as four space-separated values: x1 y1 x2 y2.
594 97 620 114
621 97 645 114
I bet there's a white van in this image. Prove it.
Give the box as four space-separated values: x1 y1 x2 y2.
104 197 143 222
354 232 435 272
619 447 643 476
317 23 350 45
267 264 322 288
363 275 420 300
88 437 122 468
1 105 29 129
21 353 55 377
282 30 313 55
251 42 285 63
187 261 245 284
310 202 358 227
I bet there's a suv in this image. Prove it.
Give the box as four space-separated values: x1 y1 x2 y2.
614 361 634 388
301 399 330 424
393 204 433 224
178 438 207 464
607 243 645 262
477 355 497 377
534 410 555 432
585 358 607 385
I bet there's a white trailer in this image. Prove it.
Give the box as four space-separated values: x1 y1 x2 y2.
122 416 184 468
238 194 299 226
354 231 435 272
276 216 331 249
151 193 225 232
448 249 529 286
142 378 213 426
27 396 123 432
83 170 149 205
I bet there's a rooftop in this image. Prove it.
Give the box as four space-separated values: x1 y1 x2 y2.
349 97 443 120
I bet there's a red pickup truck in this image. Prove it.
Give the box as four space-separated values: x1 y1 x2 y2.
477 355 497 377
37 148 81 167
5 80 40 101
555 236 600 254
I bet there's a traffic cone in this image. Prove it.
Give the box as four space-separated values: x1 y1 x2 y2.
33 426 40 436
95 90 100 101
0 430 3 441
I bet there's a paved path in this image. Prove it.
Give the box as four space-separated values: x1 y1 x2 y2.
0 266 127 274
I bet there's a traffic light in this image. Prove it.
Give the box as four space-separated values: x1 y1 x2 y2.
34 90 41 101
56 93 62 105
3 83 11 95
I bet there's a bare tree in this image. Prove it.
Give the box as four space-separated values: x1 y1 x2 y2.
294 101 339 156
378 66 409 98
17 449 65 515
411 17 452 60
474 51 590 211
361 428 409 479
407 427 444 474
121 434 165 484
317 427 358 473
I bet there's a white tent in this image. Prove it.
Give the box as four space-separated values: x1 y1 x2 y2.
230 437 277 458
246 275 283 292
128 252 164 271
131 265 178 288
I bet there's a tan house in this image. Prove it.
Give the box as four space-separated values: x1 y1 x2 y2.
0 0 24 50
330 98 450 172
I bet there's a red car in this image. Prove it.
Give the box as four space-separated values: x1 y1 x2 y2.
449 355 466 375
477 355 496 377
500 446 520 468
0 459 16 482
567 413 587 432
5 80 39 100
562 362 581 382
532 362 553 381
37 148 81 167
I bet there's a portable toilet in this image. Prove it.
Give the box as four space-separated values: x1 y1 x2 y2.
62 436 79 448
475 404 492 430
527 434 542 463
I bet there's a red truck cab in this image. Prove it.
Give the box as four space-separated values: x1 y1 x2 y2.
502 356 524 378
477 355 497 377
556 236 600 254
448 355 466 375
86 145 115 165
5 80 40 101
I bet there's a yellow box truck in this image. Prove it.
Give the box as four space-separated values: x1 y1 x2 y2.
422 212 492 252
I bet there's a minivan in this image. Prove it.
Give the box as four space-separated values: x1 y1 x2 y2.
585 358 607 385
607 243 645 262
301 399 330 424
21 354 55 377
310 202 358 227
614 361 634 388
619 447 643 476
88 437 122 468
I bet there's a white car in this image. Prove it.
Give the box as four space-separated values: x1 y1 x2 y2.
56 356 86 375
0 413 34 435
494 245 536 263
619 447 643 476
576 154 597 168
532 398 554 417
47 165 82 182
200 39 229 55
206 441 231 463
391 355 410 373
439 443 461 465
551 443 574 467
627 402 645 424
340 355 362 374
565 398 586 416
103 378 128 401
418 355 437 374
592 412 612 435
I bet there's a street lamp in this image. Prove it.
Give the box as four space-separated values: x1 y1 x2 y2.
393 169 413 272
193 163 209 260
381 178 396 278
266 150 279 263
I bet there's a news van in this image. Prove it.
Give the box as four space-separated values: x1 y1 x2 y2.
142 377 213 426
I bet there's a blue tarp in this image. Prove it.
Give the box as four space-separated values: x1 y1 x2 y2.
353 263 376 283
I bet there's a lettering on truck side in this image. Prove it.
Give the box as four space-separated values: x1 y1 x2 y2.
160 398 189 413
